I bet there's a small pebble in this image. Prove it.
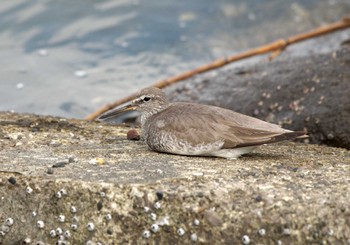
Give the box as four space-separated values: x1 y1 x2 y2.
87 222 95 231
31 127 40 132
151 224 160 233
8 177 16 185
156 191 164 200
156 169 163 175
177 228 185 236
52 161 67 168
56 191 63 199
193 219 200 226
57 239 67 245
154 201 161 209
258 228 266 236
191 233 198 241
142 230 151 238
196 192 204 198
47 167 54 174
5 218 14 226
71 206 77 213
107 228 113 235
71 224 78 231
149 213 157 221
72 216 79 223
37 220 45 229
255 195 263 202
158 216 170 226
22 238 31 244
26 186 33 194
56 227 63 235
49 230 56 237
58 214 65 222
127 129 140 140
97 201 103 211
68 157 76 163
242 235 250 244
89 158 105 165
105 213 112 221
64 230 71 238
283 228 291 235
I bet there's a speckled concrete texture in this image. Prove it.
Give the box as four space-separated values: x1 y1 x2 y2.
0 112 349 244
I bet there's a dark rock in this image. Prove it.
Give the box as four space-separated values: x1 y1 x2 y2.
127 129 140 140
196 192 204 198
165 47 350 149
68 157 75 163
52 161 67 168
255 194 263 202
107 228 113 235
31 127 40 132
8 177 16 185
156 191 164 200
46 168 54 174
97 201 103 211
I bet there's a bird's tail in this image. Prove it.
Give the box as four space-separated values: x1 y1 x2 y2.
275 130 308 141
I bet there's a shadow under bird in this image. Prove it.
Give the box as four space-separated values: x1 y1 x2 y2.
99 87 307 159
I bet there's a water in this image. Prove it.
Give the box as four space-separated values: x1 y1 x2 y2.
0 0 349 118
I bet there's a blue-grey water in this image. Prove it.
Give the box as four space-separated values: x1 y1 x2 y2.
0 0 349 118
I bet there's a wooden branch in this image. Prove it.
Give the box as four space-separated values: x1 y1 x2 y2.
86 16 350 121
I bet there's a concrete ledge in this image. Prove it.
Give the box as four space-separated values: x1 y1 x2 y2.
0 112 349 244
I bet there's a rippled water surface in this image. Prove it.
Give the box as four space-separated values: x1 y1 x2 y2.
0 0 349 118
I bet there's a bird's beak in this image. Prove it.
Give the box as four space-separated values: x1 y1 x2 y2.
98 101 136 120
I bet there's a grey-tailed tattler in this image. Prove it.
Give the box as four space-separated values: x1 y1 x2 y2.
99 87 306 159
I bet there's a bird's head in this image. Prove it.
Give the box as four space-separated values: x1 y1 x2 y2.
99 87 168 120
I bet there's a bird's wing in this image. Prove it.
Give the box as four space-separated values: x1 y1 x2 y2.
147 103 295 149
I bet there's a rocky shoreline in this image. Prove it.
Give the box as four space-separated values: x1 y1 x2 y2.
1 32 350 245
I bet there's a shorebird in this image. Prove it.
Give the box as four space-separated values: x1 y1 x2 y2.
99 87 306 159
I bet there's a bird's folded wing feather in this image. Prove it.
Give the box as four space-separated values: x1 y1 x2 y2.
148 103 288 148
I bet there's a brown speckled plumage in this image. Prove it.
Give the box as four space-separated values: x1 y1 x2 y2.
100 87 306 159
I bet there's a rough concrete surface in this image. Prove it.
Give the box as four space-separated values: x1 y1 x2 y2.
0 112 349 244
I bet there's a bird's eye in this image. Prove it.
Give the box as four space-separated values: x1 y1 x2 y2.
143 96 151 102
